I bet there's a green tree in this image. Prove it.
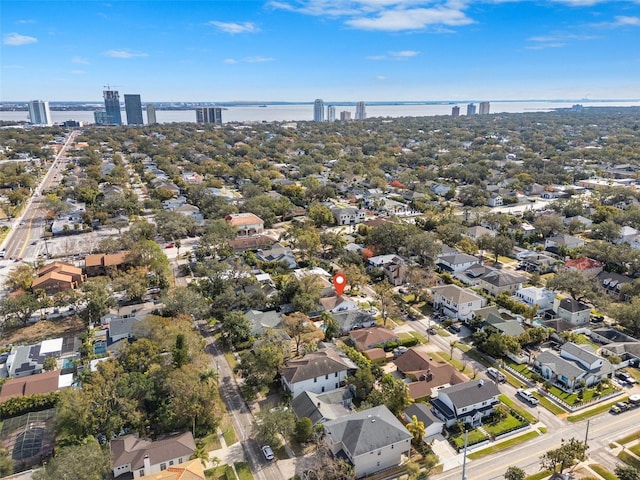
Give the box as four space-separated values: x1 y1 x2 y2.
488 235 515 264
254 405 296 447
32 438 110 480
613 295 640 336
539 438 588 473
406 415 426 445
0 290 48 326
284 312 309 356
112 268 149 302
294 417 314 443
615 465 640 480
346 366 375 400
504 466 526 480
309 202 335 227
81 277 115 324
162 287 210 321
546 269 601 305
173 333 189 368
43 356 57 371
379 374 412 415
0 446 12 477
220 311 252 346
373 280 397 327
6 264 35 291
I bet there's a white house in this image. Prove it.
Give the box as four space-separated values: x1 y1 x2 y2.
545 234 585 251
280 348 356 398
111 431 196 479
332 207 366 226
324 405 412 478
431 285 486 321
553 297 591 326
534 342 614 391
515 286 555 311
488 193 503 207
431 379 501 427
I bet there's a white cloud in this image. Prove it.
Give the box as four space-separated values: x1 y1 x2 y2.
208 21 259 34
527 32 598 49
612 15 640 26
375 75 387 81
3 33 37 46
104 50 148 58
72 56 90 65
224 58 238 64
526 42 566 50
347 7 472 31
389 50 419 58
244 56 275 62
17 19 36 24
71 70 87 74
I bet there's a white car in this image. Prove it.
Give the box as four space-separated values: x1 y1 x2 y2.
516 388 539 406
261 445 274 461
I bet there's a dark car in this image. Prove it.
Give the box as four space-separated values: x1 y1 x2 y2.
448 324 462 333
427 328 437 336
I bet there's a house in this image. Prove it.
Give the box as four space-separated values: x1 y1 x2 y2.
225 213 264 237
563 215 593 229
477 270 527 297
291 387 354 425
319 295 358 314
431 285 486 321
515 286 555 311
615 226 639 245
394 348 467 401
228 235 276 252
255 243 298 269
597 271 633 300
545 234 585 251
465 226 496 241
368 254 410 286
554 298 591 326
455 264 495 286
244 310 284 336
431 379 501 427
85 252 129 277
430 183 451 197
488 193 503 207
332 309 377 334
31 262 85 295
534 342 614 391
332 207 366 226
564 257 603 277
0 370 74 402
481 312 526 337
323 405 412 478
437 253 480 273
402 403 444 439
280 348 356 398
111 431 196 479
5 338 64 378
518 253 558 274
349 327 399 351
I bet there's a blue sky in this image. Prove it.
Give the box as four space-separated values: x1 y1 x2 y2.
1 0 639 102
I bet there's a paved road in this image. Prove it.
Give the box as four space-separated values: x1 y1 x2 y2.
198 322 286 480
434 407 640 480
1 130 79 262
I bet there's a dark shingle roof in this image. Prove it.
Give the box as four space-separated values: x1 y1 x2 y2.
280 348 354 384
438 380 500 409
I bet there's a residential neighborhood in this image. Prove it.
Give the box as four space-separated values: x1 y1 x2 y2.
0 108 639 480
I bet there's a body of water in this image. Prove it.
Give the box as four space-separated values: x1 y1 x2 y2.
1 100 638 125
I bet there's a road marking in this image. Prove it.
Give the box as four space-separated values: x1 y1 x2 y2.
17 217 35 259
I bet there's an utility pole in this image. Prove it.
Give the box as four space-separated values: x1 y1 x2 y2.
461 429 468 480
584 419 590 448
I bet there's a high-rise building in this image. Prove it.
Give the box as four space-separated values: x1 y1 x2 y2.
314 99 325 122
355 101 366 120
327 106 336 122
103 89 122 125
124 94 144 125
340 111 352 121
146 104 157 124
479 101 491 115
94 111 110 125
466 103 477 116
196 107 222 124
27 100 52 126
451 106 460 117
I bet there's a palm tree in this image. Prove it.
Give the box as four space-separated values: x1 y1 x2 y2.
450 340 459 360
190 441 211 467
406 415 426 446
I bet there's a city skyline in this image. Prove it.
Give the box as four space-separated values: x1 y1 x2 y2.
1 1 639 102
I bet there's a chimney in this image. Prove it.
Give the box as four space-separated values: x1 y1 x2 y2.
317 402 321 409
143 454 151 474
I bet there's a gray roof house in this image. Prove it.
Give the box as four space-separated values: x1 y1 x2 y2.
431 379 501 427
534 342 614 391
332 309 377 333
402 403 445 439
323 405 412 478
244 309 284 336
291 387 355 425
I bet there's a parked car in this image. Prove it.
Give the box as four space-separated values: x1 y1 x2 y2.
487 367 506 383
448 324 462 333
610 405 622 415
165 243 174 249
615 401 630 412
516 388 539 406
616 371 636 384
628 394 640 406
261 445 275 461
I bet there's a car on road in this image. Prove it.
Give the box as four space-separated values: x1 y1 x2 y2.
487 367 506 383
165 243 174 249
0 249 5 258
629 394 640 406
516 388 539 406
427 327 437 336
261 445 275 461
615 401 630 412
610 404 622 414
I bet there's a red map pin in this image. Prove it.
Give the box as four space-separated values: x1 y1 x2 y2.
333 273 347 297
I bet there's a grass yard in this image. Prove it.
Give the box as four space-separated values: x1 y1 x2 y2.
463 348 493 368
533 393 566 416
525 471 554 480
484 413 527 437
456 342 472 353
505 360 535 379
498 395 536 424
544 384 616 406
204 466 227 480
618 450 640 469
567 396 629 423
436 328 451 337
588 464 617 480
408 331 428 344
467 431 540 460
630 443 640 457
235 462 254 480
449 429 487 449
626 368 640 383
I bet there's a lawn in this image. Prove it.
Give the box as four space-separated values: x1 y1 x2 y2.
589 464 617 480
615 431 640 446
449 429 487 449
505 360 535 379
463 348 493 368
408 331 428 344
626 368 640 383
456 342 472 353
533 393 566 416
544 384 616 406
630 443 640 457
499 396 536 423
436 328 451 337
484 413 527 437
567 396 629 423
235 462 254 480
618 450 640 469
467 431 540 460
525 471 554 480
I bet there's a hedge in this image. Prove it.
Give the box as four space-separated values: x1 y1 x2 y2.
0 392 60 420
